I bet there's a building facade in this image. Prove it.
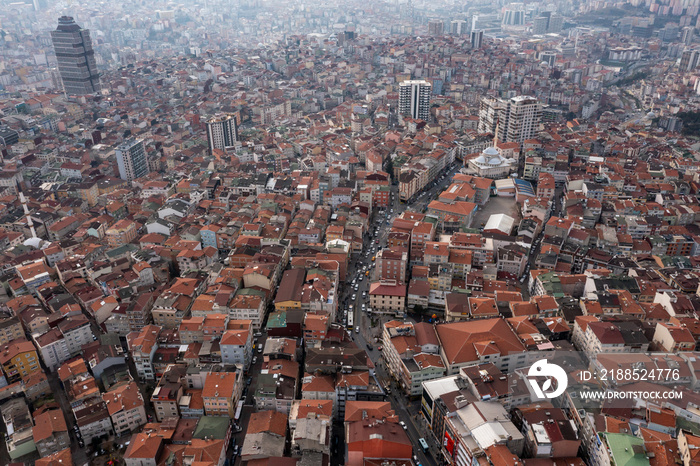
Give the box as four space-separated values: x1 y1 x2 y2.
50 16 100 95
206 113 239 154
478 96 542 144
399 80 432 121
116 138 149 184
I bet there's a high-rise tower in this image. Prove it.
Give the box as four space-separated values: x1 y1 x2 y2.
471 29 484 49
398 80 432 121
206 114 239 155
478 96 542 144
50 16 100 95
116 138 149 184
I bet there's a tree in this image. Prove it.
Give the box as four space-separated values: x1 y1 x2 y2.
413 305 426 320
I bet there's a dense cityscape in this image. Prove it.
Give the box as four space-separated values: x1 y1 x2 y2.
4 0 700 465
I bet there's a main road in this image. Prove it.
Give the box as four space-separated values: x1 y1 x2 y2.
345 162 462 466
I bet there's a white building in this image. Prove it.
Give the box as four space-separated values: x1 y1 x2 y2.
58 316 94 355
116 138 149 184
399 80 432 121
34 328 71 371
467 146 516 179
220 329 253 368
478 96 542 144
206 113 239 155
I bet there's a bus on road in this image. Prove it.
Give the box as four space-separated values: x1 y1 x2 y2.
347 311 354 330
418 438 429 453
234 400 244 422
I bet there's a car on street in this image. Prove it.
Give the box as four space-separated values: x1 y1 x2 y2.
246 377 253 385
366 343 373 350
400 421 407 430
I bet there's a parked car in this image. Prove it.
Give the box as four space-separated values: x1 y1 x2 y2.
399 421 408 430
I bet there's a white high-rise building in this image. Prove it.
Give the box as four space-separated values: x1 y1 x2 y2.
116 138 149 184
399 80 432 121
478 96 542 144
206 113 239 155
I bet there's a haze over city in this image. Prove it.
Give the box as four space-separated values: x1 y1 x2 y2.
2 1 700 466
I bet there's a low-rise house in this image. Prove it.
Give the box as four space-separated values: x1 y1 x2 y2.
255 372 296 414
382 321 444 396
124 432 164 466
652 322 696 352
0 338 40 383
151 364 186 422
72 397 113 443
0 316 24 346
36 448 73 466
127 324 160 381
33 408 69 457
220 328 253 368
103 381 146 436
57 315 94 355
203 371 241 417
34 328 70 372
1 397 36 459
228 293 266 330
241 410 288 461
369 280 407 315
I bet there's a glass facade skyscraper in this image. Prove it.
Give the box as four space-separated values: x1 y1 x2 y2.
51 16 100 95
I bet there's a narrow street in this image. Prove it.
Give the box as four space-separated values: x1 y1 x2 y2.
341 164 461 466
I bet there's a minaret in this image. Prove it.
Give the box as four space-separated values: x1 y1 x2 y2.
493 118 500 151
19 192 37 239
